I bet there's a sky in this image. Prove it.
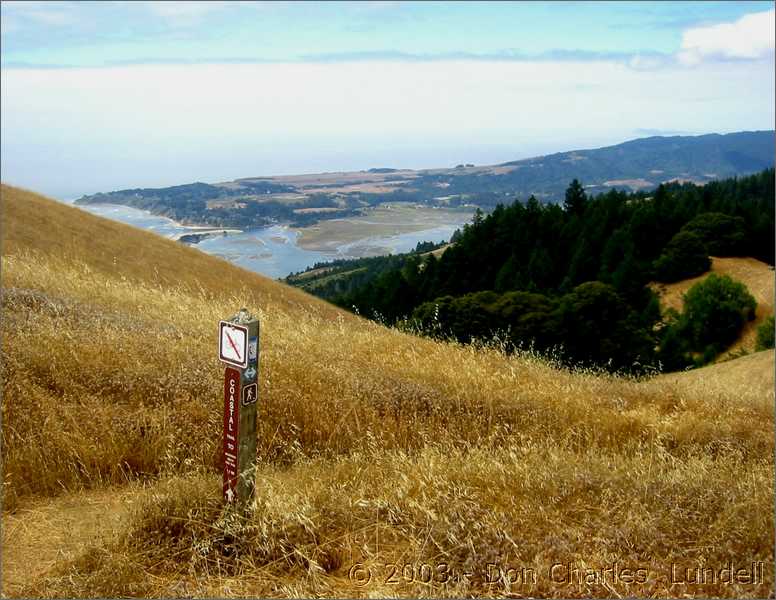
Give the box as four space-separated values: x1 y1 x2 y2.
1 1 774 199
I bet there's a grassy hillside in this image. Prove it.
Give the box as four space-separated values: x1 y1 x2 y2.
651 256 775 359
657 345 774 400
1 184 345 316
1 184 774 598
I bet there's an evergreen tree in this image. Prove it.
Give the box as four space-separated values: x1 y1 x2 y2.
564 179 587 215
653 231 710 282
680 212 746 256
494 254 520 292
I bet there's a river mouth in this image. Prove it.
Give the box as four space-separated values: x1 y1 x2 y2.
64 201 472 279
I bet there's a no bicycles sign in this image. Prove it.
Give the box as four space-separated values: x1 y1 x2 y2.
219 320 248 369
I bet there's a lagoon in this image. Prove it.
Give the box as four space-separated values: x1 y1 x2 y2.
65 201 470 279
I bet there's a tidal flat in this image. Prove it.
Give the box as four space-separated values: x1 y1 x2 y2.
293 203 473 254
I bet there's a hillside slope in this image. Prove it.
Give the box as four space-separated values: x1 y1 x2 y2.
500 130 775 196
657 347 774 400
1 184 773 598
651 256 775 359
1 184 345 318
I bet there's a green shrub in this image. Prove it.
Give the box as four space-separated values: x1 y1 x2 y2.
653 231 710 283
556 281 655 370
413 283 657 371
412 290 559 348
756 315 775 350
657 315 692 372
681 273 757 351
680 212 746 256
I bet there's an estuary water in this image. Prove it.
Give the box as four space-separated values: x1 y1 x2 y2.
64 200 468 279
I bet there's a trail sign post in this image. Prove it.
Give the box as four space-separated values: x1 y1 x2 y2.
219 309 259 507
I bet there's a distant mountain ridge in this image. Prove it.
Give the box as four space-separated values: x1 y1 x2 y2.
76 130 775 228
498 131 775 197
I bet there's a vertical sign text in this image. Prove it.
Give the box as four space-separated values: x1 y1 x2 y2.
223 367 241 502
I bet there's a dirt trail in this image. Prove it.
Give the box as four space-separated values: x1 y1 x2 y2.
1 485 139 597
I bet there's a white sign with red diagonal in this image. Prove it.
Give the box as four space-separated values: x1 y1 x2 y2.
219 321 249 368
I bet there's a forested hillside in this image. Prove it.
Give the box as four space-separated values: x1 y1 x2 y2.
75 131 775 227
293 169 775 372
491 130 775 201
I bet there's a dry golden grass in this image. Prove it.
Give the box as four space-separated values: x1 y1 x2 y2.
1 484 142 596
0 184 346 320
657 347 774 400
1 184 774 598
651 256 775 359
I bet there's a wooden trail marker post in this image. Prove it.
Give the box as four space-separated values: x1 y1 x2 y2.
219 309 260 507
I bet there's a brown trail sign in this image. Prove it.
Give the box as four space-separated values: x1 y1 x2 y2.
222 367 241 502
219 309 260 506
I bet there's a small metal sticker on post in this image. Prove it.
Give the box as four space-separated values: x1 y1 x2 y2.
242 382 258 406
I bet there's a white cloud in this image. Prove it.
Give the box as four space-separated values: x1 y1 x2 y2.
627 53 671 71
140 1 245 25
678 9 775 66
144 1 225 18
1 1 78 27
1 58 773 196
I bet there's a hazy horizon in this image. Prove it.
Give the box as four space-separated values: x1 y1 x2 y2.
1 1 774 199
24 129 776 202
